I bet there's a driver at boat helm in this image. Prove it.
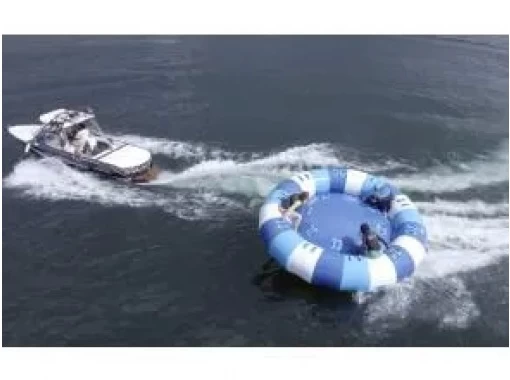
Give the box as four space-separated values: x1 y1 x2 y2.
364 184 393 213
279 191 310 230
360 223 387 258
72 124 97 155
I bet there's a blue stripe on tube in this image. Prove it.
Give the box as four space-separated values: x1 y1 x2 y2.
310 168 331 195
259 218 294 246
391 221 428 246
391 209 423 228
339 254 370 291
268 230 304 267
359 175 380 200
311 250 345 290
328 167 348 193
385 244 415 281
265 180 302 204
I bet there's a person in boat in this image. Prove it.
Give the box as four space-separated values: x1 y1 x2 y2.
70 123 97 155
59 129 75 153
279 191 310 229
360 223 388 258
364 184 393 214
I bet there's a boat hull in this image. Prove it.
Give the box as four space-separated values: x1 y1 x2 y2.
27 144 158 183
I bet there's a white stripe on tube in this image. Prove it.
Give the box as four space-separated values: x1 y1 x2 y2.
392 235 426 268
388 194 417 219
366 254 397 290
290 171 317 198
258 203 282 228
344 169 368 196
286 241 323 283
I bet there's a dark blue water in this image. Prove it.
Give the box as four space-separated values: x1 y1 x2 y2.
2 35 508 346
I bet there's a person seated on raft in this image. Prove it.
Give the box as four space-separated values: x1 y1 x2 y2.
360 223 388 258
279 191 310 230
364 184 393 214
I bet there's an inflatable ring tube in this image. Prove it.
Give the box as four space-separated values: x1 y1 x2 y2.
258 167 428 292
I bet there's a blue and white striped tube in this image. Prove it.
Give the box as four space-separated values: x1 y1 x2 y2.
258 167 428 292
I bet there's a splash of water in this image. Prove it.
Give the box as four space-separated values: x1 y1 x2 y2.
143 140 411 198
2 158 244 221
415 199 508 217
361 197 508 334
115 134 245 161
390 142 509 193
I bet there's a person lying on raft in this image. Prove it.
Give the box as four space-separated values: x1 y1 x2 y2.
364 184 393 214
360 223 388 258
279 191 310 230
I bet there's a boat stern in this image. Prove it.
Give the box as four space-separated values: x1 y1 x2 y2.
96 144 158 182
131 162 160 183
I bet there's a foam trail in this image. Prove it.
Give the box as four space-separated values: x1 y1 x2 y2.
418 214 508 278
105 134 418 201
147 143 412 199
363 146 508 333
412 205 507 279
415 199 509 217
2 141 407 217
390 142 509 193
369 146 508 329
363 277 481 338
118 134 210 159
114 134 255 161
2 158 244 221
146 143 341 197
3 138 507 333
361 198 508 334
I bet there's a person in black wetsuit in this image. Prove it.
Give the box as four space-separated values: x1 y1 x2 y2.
279 191 309 229
365 184 393 214
360 223 387 258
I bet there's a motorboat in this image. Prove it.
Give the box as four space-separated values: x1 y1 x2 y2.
7 107 159 183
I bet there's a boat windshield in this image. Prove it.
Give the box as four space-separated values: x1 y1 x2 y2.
81 117 103 136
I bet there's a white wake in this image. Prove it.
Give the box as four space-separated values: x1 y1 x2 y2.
391 141 509 193
132 137 412 198
3 134 508 333
362 198 508 335
2 158 244 221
